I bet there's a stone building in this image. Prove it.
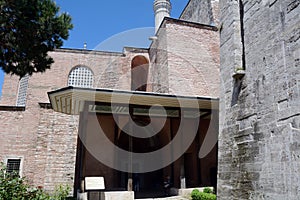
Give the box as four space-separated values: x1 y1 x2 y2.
0 0 220 198
218 0 300 199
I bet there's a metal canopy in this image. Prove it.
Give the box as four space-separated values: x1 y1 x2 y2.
48 86 219 115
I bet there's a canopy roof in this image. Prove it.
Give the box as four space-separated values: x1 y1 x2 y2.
48 86 219 116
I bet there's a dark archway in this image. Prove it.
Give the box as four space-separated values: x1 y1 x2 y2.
117 120 165 198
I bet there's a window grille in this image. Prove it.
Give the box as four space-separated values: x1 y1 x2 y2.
6 159 21 175
16 74 29 106
68 66 93 88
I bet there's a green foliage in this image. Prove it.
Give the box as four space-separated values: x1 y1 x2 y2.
191 189 201 199
191 189 216 200
0 0 73 77
0 165 29 199
52 184 71 200
0 163 71 200
203 187 213 194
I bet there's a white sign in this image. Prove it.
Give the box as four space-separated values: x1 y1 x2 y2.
85 177 105 190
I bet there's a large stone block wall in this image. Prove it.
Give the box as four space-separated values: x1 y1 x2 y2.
180 0 220 26
218 0 300 199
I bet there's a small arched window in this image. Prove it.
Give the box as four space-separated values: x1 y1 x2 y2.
68 66 94 88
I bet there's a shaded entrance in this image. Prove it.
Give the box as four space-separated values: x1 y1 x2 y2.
47 87 218 198
117 120 165 198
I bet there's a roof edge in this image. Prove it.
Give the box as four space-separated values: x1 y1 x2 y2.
150 16 218 49
123 46 149 53
0 106 25 111
163 17 218 31
48 86 219 102
54 48 125 56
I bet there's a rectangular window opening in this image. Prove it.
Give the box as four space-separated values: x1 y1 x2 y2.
6 159 21 176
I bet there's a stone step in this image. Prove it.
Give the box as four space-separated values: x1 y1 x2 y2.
135 196 190 200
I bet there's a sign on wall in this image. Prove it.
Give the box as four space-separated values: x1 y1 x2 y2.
85 177 105 190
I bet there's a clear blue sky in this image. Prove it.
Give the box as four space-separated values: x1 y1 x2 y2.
0 0 189 97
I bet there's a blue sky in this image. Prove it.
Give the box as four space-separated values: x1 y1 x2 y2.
0 0 189 97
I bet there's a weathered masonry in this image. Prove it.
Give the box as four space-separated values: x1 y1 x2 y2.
218 0 300 199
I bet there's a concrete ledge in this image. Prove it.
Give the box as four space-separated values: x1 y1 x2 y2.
101 191 134 200
141 196 189 200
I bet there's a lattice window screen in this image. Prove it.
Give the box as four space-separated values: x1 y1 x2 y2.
16 74 29 106
68 66 93 88
6 159 21 174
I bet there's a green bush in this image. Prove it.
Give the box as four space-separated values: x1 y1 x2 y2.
52 184 71 200
191 189 201 200
203 187 213 194
0 163 71 200
191 188 216 200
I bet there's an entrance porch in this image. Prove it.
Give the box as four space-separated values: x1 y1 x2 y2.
48 86 218 198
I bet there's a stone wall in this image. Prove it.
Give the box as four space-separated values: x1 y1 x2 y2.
218 0 300 199
180 0 220 26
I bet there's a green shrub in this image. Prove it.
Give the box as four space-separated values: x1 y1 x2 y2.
52 184 71 200
203 187 213 194
0 163 71 200
191 188 216 200
191 189 201 200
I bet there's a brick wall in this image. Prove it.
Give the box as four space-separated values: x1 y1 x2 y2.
149 24 170 93
34 108 79 192
166 19 220 97
218 0 300 199
150 18 220 97
0 48 150 192
0 2 221 194
0 75 19 105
